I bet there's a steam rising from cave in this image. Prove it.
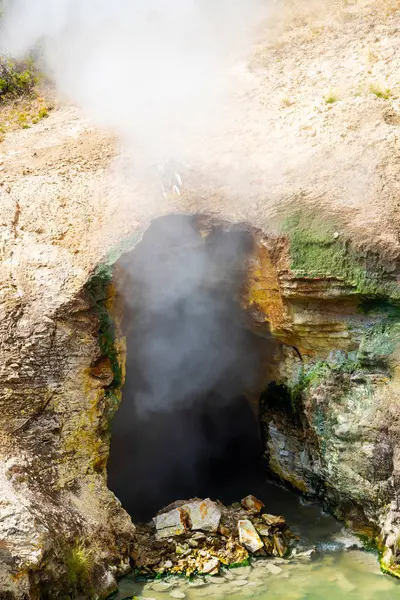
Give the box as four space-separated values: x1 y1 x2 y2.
108 217 270 520
1 0 267 156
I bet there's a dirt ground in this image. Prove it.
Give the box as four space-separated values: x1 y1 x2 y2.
1 0 400 273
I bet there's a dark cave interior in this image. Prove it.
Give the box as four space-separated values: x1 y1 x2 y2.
107 216 275 522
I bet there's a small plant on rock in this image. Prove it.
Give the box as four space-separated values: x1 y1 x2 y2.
65 539 95 597
281 95 293 108
324 90 339 104
0 57 39 102
369 83 392 100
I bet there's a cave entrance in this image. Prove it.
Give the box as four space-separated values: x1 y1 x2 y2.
107 215 277 522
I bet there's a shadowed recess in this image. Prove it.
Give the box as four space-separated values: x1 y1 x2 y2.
107 216 273 521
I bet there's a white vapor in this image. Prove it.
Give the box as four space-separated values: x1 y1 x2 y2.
1 0 267 156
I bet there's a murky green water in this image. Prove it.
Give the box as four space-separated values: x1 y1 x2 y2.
115 482 400 600
116 550 400 600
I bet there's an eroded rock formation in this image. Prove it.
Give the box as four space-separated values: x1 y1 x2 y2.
2 1 400 595
1 205 400 597
133 496 295 577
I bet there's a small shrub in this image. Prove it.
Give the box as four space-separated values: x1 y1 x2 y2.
38 106 49 119
65 540 95 596
0 57 39 102
325 91 339 104
369 83 392 100
281 95 293 108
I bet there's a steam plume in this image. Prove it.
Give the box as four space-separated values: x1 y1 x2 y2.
108 217 267 519
1 0 267 155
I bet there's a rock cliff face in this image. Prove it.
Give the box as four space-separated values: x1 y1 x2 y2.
242 214 400 573
1 207 400 598
0 255 135 598
2 0 400 595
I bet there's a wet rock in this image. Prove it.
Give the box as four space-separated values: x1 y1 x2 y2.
188 578 207 587
152 581 175 591
223 570 235 580
182 499 221 533
208 576 226 584
238 520 264 553
232 566 251 577
133 496 296 578
233 579 248 587
169 591 186 599
218 524 232 537
294 549 316 560
264 562 282 575
241 495 265 514
154 508 186 538
255 525 271 537
273 535 287 557
199 557 220 575
261 514 286 528
241 589 255 597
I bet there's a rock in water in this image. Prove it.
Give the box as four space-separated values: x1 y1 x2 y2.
199 557 220 575
241 495 265 514
182 498 221 533
261 514 286 528
153 508 186 538
238 520 264 553
134 497 296 576
273 535 287 558
170 591 186 599
265 563 282 575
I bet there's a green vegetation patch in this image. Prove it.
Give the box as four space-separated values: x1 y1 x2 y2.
263 316 400 422
369 83 392 100
85 235 143 421
65 540 95 598
0 56 41 102
283 211 399 298
85 266 123 418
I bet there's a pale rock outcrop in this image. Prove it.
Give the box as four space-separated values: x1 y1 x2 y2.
1 0 400 595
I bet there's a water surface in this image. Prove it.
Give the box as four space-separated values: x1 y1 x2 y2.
115 481 400 600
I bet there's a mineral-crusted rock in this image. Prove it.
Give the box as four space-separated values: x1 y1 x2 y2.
255 525 271 537
199 557 220 575
154 508 186 538
241 495 265 514
262 514 286 528
273 535 287 558
3 1 400 592
133 498 294 577
238 520 264 553
182 498 221 533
